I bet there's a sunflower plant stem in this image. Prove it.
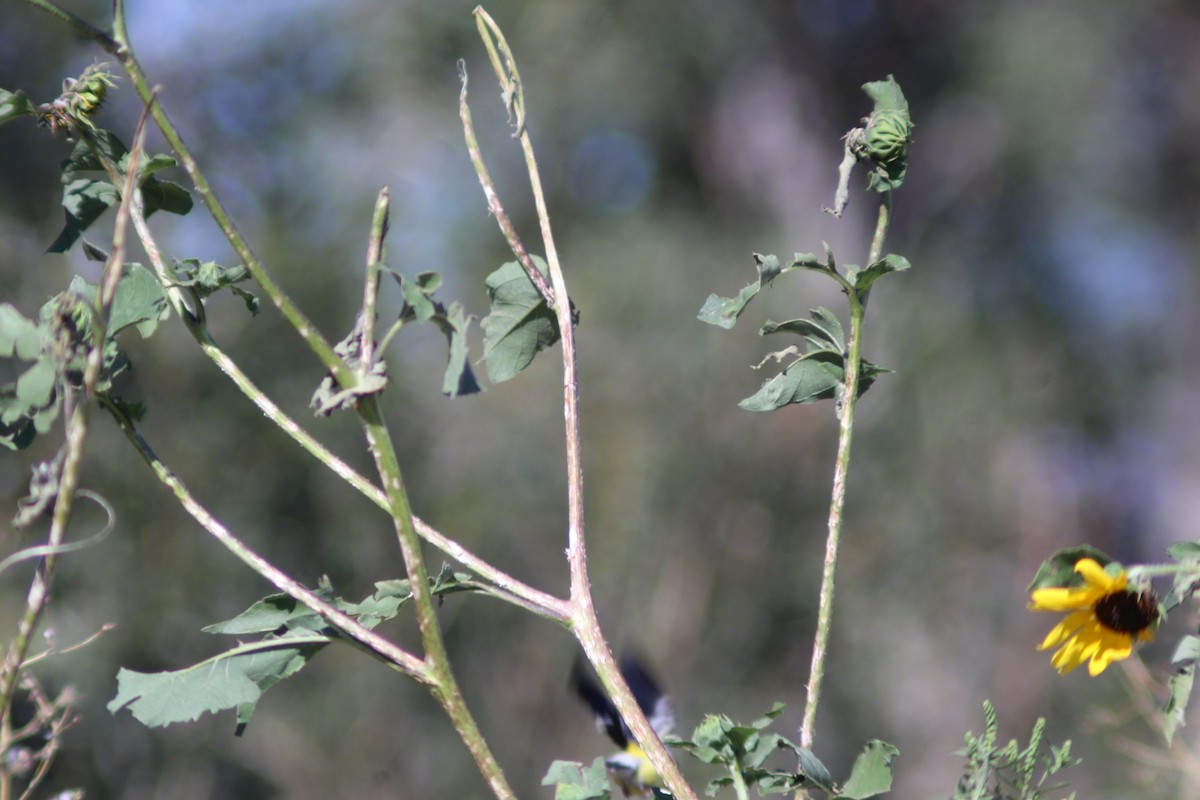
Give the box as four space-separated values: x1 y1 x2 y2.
470 9 698 800
0 101 148 729
357 400 517 800
354 207 516 798
121 196 569 626
799 196 890 755
100 0 356 390
98 396 434 682
731 763 751 800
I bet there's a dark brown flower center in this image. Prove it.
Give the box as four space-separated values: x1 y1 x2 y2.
1093 589 1158 634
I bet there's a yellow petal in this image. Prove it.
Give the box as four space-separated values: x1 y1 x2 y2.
1074 558 1125 592
1038 610 1092 650
1030 584 1104 612
1051 640 1085 674
1088 630 1133 676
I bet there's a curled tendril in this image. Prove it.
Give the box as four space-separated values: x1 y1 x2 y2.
0 489 115 578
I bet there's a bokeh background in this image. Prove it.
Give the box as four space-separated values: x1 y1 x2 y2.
3 0 1200 798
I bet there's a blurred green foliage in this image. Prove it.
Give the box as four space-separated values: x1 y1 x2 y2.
3 1 1200 798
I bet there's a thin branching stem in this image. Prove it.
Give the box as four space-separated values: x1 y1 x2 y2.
96 0 357 390
799 195 891 752
119 116 569 626
457 62 555 305
469 9 698 800
0 98 150 777
98 396 434 683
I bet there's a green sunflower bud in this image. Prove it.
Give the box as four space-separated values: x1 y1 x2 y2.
863 109 912 166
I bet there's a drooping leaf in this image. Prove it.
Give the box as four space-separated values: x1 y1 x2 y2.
1026 545 1115 591
47 177 118 253
433 301 481 397
697 253 784 330
48 130 192 253
1165 635 1200 745
760 307 844 353
170 258 259 314
140 178 194 217
1166 541 1200 612
481 257 563 383
848 254 911 298
107 634 330 729
112 572 475 734
837 740 898 799
795 748 835 795
310 316 389 415
739 357 842 411
384 270 482 397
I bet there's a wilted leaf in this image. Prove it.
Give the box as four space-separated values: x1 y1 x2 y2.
1165 635 1200 745
311 317 388 415
697 253 783 329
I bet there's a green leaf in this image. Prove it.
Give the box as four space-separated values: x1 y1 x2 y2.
481 257 563 383
687 714 736 763
851 254 911 297
751 701 786 730
739 357 842 411
137 153 179 179
107 634 331 729
400 271 442 322
109 264 169 337
697 253 783 329
111 574 470 733
434 301 482 397
837 740 898 799
202 594 323 636
861 75 910 116
760 307 844 352
1026 545 1115 591
1165 635 1200 745
48 177 118 253
0 305 45 360
141 178 194 217
796 748 835 795
48 131 192 253
387 270 482 397
170 258 258 314
0 89 36 127
542 758 613 800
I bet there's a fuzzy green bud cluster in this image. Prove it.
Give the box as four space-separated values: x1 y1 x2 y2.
40 62 117 134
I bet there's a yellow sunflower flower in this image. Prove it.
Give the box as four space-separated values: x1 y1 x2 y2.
1030 557 1158 676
